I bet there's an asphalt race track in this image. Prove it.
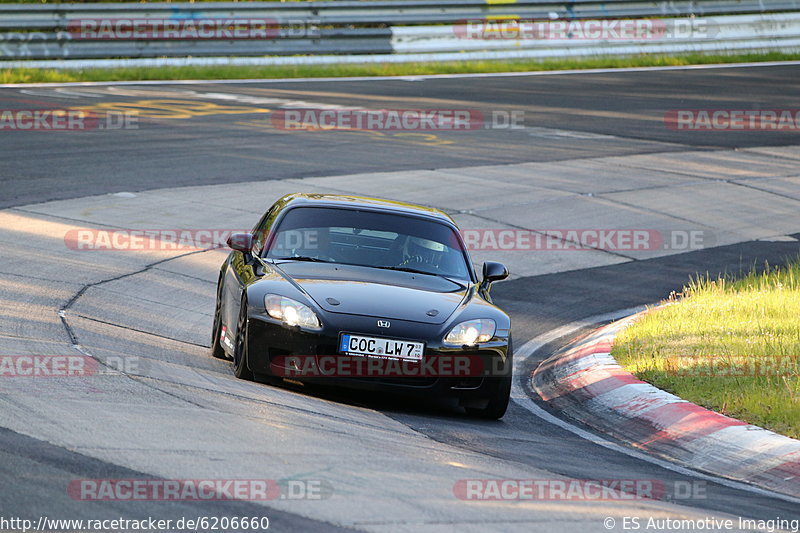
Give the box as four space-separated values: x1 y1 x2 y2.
0 63 799 532
3 64 800 208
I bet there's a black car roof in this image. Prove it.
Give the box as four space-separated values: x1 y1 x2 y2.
277 193 456 225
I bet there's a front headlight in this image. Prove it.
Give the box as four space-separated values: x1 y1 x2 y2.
444 319 496 345
265 294 322 330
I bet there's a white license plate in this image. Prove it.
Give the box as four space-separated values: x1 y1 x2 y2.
339 334 424 361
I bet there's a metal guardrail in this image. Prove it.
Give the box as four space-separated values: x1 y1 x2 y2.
393 13 800 53
0 29 395 59
2 0 800 29
0 0 799 63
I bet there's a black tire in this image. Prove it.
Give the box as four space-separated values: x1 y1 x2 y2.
465 375 511 419
465 337 512 419
233 297 255 381
210 279 227 360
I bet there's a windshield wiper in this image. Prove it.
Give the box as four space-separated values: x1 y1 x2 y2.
373 265 439 276
271 256 332 263
373 265 468 286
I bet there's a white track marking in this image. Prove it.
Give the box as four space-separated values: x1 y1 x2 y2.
19 89 81 99
54 88 106 98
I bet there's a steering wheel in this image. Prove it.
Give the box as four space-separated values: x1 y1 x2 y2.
395 254 429 269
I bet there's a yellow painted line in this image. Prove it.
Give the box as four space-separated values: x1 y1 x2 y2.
71 99 271 120
392 132 455 146
221 152 312 165
232 120 456 148
299 128 456 147
486 0 517 4
485 15 521 20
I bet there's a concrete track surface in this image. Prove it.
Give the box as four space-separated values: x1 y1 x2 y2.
0 64 799 532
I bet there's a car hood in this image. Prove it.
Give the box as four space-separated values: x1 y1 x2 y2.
275 263 469 325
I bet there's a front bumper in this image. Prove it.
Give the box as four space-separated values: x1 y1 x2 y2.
246 311 510 401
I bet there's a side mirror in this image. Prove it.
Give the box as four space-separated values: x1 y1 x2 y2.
227 233 254 253
482 261 509 283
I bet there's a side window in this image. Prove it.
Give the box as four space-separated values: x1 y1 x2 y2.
251 206 279 256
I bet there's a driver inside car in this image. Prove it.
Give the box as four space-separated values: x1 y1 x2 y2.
401 236 444 267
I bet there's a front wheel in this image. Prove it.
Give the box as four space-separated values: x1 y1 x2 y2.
465 337 512 419
233 298 255 381
465 375 511 419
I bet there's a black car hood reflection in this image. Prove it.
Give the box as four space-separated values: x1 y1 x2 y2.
273 262 469 325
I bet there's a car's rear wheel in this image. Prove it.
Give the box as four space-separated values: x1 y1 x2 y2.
210 278 227 360
233 297 255 381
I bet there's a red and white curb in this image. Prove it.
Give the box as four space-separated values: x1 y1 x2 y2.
532 311 800 499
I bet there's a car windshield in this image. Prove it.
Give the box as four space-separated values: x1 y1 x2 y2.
265 206 472 280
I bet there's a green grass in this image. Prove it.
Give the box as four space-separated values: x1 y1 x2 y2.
612 260 800 439
3 51 800 84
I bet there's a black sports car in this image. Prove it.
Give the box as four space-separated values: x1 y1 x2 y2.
211 193 512 418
